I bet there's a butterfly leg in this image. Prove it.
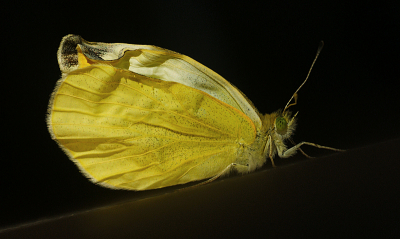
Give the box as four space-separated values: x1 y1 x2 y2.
180 163 249 191
289 138 314 158
201 163 249 184
279 141 345 158
268 135 276 167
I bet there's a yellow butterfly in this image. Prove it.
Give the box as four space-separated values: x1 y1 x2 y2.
47 35 343 190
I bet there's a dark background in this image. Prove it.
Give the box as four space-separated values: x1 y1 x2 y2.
2 1 399 237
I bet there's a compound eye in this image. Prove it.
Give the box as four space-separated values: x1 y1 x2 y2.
275 116 288 135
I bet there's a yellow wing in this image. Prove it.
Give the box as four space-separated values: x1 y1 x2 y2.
57 35 262 130
48 64 256 190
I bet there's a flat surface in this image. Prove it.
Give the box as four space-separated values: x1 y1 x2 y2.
2 138 399 238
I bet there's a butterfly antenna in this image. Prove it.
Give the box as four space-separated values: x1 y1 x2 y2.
283 41 324 113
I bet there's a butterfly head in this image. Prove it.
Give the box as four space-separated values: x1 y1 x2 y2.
274 110 298 139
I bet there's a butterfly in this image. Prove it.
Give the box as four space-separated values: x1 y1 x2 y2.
47 35 343 190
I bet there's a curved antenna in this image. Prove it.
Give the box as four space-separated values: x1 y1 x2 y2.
283 41 324 113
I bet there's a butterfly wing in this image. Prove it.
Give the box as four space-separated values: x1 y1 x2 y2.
48 64 256 190
58 35 262 130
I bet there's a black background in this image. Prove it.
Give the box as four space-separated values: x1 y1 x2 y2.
2 1 399 237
